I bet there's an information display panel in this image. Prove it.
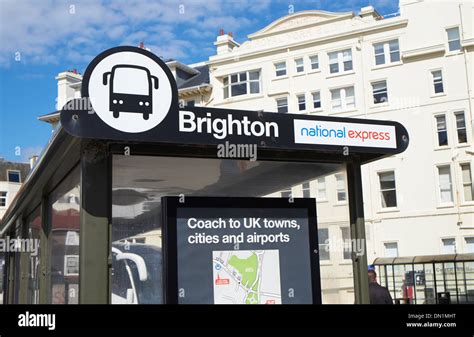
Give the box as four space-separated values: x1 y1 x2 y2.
162 197 321 304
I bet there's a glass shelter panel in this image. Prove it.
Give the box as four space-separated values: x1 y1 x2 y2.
48 166 80 304
112 155 345 304
26 207 41 304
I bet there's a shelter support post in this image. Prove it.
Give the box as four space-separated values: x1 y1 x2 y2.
39 196 50 303
346 159 370 304
79 141 111 304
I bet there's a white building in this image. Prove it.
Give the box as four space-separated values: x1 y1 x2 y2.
192 0 474 303
0 159 31 220
0 159 30 304
42 0 473 303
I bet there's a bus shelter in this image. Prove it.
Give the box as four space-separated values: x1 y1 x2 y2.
374 253 474 305
0 47 409 305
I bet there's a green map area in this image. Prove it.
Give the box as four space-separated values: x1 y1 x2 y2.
228 253 259 304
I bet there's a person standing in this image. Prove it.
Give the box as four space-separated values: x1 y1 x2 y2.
368 270 393 304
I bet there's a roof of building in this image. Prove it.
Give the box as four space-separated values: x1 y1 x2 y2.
0 159 30 182
177 64 210 90
248 10 355 40
39 62 211 124
373 253 474 265
38 110 60 123
166 60 200 75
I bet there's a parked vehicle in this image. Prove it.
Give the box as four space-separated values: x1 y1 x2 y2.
111 243 162 304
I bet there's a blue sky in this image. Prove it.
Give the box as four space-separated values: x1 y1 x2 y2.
0 0 398 162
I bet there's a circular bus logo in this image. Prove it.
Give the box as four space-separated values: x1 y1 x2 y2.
85 47 175 133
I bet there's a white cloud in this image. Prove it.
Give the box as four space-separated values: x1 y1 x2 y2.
146 39 194 60
0 0 123 65
200 15 254 31
0 0 275 66
17 73 46 80
66 50 95 64
107 25 128 40
19 145 43 162
183 28 214 39
121 31 150 45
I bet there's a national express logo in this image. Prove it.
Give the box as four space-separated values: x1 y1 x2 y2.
293 119 397 148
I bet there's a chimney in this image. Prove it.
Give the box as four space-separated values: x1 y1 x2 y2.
29 155 39 169
214 31 239 55
55 70 82 110
359 6 382 21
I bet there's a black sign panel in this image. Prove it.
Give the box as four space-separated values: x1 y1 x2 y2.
162 197 321 304
60 46 409 158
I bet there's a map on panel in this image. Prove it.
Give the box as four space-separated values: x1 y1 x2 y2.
212 250 282 304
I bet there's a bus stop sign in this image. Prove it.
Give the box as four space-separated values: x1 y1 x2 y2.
60 46 409 163
82 46 176 133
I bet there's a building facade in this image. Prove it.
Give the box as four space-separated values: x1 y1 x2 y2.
0 159 30 220
0 159 30 303
201 1 473 303
43 0 473 303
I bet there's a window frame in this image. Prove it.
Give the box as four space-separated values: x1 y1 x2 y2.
64 255 80 276
294 57 304 74
464 237 474 254
371 79 389 105
459 162 474 204
311 91 322 111
248 71 261 95
373 39 401 67
0 191 7 207
335 173 347 204
436 164 454 206
274 61 287 77
388 39 401 63
441 237 457 254
430 69 445 96
223 76 229 99
65 231 80 246
7 170 21 183
276 96 289 113
316 177 327 202
330 85 355 112
446 26 461 53
373 41 385 66
230 73 247 98
453 111 468 145
434 113 449 148
302 182 311 198
297 93 306 111
383 241 399 258
341 227 352 260
378 170 398 210
309 54 319 71
328 48 353 75
318 228 330 261
222 69 261 99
